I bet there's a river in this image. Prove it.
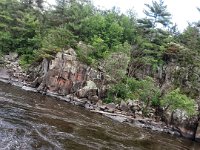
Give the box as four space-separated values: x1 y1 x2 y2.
0 81 199 150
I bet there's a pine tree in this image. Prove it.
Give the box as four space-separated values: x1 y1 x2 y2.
143 0 172 28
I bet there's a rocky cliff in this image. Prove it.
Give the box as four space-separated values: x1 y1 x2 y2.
26 48 111 102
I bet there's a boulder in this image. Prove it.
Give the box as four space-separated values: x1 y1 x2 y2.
100 105 107 111
96 100 103 106
76 80 97 98
127 100 134 106
88 95 99 104
35 48 103 95
106 103 116 113
4 52 18 61
120 100 129 112
168 109 199 140
65 48 77 56
42 58 49 75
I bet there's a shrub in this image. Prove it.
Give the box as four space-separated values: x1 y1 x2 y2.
105 77 161 109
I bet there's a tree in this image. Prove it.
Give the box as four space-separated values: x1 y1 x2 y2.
179 25 200 51
129 77 161 115
142 0 172 28
170 27 200 99
129 0 173 81
161 88 197 116
55 0 68 21
0 0 42 65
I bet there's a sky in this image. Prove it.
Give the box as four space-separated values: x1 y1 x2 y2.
49 0 200 31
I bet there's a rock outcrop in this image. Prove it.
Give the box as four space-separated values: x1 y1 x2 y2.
27 48 107 100
0 52 26 84
168 110 199 140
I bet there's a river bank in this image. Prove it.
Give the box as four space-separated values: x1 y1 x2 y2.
0 72 186 140
0 50 199 142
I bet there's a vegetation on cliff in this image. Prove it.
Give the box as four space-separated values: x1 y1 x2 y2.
0 0 199 119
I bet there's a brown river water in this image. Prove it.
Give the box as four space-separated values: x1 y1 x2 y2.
0 81 200 150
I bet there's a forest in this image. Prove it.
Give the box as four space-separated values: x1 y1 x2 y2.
1 0 200 118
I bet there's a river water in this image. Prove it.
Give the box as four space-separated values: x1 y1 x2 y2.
0 81 199 150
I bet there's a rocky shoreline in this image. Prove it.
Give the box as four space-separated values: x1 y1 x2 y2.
0 70 183 139
0 50 199 142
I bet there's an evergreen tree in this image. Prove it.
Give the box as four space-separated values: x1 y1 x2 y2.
142 0 172 28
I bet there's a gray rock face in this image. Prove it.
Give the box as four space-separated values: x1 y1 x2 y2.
0 52 25 82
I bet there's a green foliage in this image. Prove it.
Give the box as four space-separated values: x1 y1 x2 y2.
80 9 136 59
161 88 197 116
166 41 200 99
105 82 131 104
0 0 42 66
130 1 173 80
19 54 33 69
76 42 94 65
42 26 76 49
90 36 108 59
134 0 172 71
179 25 200 51
127 77 161 106
106 77 161 108
0 0 137 65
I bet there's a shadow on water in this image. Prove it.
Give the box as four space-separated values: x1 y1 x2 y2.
0 81 199 150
